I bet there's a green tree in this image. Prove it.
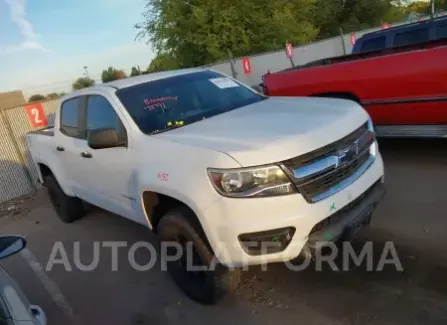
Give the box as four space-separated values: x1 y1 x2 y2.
404 0 447 14
314 0 406 38
438 0 447 11
405 1 430 14
147 54 178 73
72 77 95 90
130 66 141 76
47 93 60 99
136 0 319 68
101 67 127 83
28 94 46 102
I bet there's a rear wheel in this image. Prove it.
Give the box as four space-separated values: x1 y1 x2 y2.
157 207 241 304
45 175 85 223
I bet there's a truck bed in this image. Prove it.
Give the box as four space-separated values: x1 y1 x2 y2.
265 38 447 78
262 37 447 130
26 127 57 180
27 127 54 137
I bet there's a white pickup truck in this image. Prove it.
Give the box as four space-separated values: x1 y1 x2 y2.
26 68 385 304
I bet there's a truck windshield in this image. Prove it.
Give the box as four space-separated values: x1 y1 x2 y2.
115 70 264 134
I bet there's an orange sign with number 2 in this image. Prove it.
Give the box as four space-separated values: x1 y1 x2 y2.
25 103 48 128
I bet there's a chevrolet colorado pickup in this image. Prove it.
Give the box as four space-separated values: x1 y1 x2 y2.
26 68 385 304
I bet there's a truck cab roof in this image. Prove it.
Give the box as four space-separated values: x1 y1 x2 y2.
353 16 447 54
63 68 208 101
104 68 207 89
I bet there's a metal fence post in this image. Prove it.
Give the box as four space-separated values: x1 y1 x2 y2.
227 49 238 79
0 108 36 192
339 26 347 55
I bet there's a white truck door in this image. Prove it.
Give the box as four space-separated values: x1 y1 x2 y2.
76 95 139 222
57 96 88 195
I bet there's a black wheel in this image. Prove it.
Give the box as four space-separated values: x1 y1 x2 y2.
45 175 85 223
157 207 241 304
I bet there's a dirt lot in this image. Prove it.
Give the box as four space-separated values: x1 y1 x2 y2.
1 138 447 325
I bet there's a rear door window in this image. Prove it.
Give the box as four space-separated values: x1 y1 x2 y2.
394 28 429 47
436 23 447 39
360 36 386 52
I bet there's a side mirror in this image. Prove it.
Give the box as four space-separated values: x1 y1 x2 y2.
0 236 26 260
87 128 120 149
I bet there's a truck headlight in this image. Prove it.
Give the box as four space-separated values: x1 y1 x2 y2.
367 118 378 156
208 165 296 198
367 118 374 132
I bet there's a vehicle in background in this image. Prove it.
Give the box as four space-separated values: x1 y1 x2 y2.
26 68 385 304
0 235 47 325
263 39 447 138
353 16 447 53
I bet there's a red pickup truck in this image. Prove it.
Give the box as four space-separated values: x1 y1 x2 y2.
262 39 447 138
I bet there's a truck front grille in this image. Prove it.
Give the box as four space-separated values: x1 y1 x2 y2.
281 123 375 203
299 150 370 202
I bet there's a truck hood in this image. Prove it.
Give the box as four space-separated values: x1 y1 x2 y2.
154 97 369 166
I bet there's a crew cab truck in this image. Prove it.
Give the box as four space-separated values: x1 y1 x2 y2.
353 16 447 54
26 68 385 304
263 39 447 138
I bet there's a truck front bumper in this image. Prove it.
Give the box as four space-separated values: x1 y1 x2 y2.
201 153 385 266
303 180 385 257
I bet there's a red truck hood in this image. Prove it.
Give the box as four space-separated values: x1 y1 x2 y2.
154 97 369 166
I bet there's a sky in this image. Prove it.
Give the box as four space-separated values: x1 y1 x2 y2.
0 0 155 95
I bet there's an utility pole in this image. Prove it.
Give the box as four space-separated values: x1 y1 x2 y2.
227 49 238 79
83 66 90 78
430 0 435 19
339 26 347 55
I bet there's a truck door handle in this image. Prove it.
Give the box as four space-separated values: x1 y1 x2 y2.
81 152 92 158
56 146 65 152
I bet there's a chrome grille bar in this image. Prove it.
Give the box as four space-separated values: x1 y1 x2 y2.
281 123 375 203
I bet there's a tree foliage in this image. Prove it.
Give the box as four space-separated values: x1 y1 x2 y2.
147 54 178 73
133 0 447 69
101 67 127 83
130 66 141 76
29 94 46 102
47 93 60 99
314 0 406 38
406 1 430 14
405 0 447 14
136 0 319 68
72 77 95 90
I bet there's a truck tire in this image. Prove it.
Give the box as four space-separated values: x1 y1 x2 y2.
45 175 84 223
157 207 241 304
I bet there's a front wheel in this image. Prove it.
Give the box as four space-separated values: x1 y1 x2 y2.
157 208 241 304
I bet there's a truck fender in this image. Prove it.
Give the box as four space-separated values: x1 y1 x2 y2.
139 183 220 253
35 160 75 197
